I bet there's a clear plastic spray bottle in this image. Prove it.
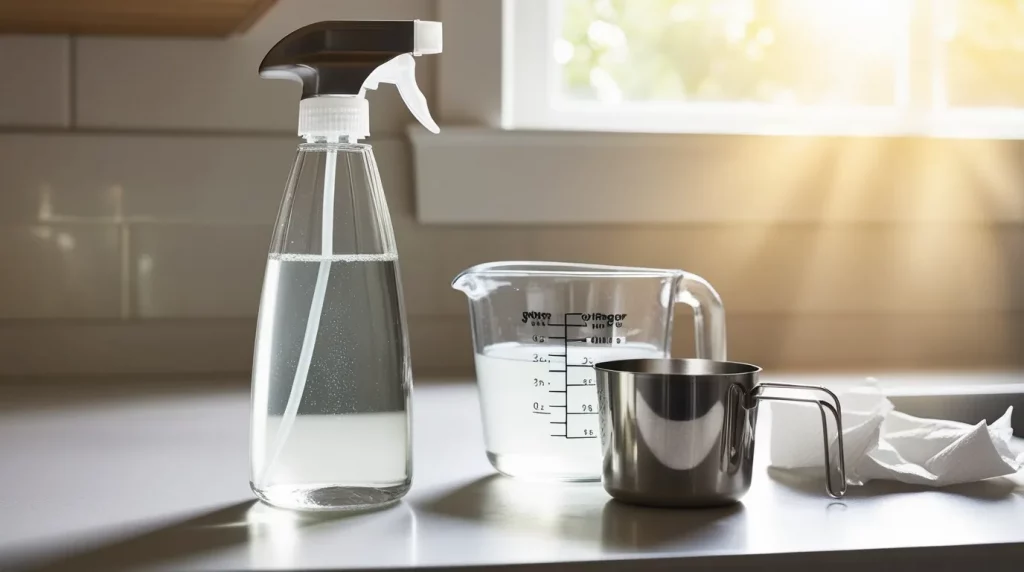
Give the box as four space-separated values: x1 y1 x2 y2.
249 20 442 511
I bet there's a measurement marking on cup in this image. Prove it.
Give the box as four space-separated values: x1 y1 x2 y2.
533 312 606 442
565 312 586 441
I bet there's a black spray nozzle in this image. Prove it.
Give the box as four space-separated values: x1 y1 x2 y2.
259 20 440 99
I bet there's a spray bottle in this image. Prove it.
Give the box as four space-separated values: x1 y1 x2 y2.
249 20 441 511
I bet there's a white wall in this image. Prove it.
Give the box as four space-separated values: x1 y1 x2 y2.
0 0 472 377
0 0 1021 377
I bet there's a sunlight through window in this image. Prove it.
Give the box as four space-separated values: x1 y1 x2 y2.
505 0 1024 135
560 0 910 106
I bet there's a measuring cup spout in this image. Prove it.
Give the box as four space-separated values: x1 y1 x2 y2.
451 270 482 299
452 262 531 299
451 272 470 293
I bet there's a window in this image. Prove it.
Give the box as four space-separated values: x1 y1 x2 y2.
505 0 1024 136
417 0 1024 226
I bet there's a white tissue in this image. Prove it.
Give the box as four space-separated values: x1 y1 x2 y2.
768 381 1024 487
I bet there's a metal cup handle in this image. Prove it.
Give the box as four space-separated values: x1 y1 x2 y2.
750 382 847 499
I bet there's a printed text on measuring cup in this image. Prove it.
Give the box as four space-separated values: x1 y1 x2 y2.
513 311 657 442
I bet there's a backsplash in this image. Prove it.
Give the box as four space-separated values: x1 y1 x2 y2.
0 0 1021 377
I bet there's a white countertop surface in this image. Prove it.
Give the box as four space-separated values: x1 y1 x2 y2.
2 377 1024 571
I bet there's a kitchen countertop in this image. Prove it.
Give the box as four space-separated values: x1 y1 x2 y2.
2 376 1024 571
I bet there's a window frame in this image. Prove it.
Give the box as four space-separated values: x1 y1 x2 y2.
425 0 1024 226
445 0 1024 138
507 0 921 135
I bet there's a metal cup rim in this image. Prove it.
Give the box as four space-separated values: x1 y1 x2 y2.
594 358 762 377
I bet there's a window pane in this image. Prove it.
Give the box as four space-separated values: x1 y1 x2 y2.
943 0 1024 107
559 0 908 106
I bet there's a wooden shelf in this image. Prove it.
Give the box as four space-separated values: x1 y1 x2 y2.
0 0 278 37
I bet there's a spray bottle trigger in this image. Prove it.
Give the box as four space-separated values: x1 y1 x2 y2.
360 54 439 134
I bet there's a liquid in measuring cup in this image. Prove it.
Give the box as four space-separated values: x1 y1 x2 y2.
475 341 664 481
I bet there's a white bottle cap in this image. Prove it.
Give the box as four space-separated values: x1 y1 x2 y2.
262 21 442 142
297 96 369 140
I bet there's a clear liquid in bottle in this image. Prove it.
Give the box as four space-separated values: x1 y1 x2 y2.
249 143 412 512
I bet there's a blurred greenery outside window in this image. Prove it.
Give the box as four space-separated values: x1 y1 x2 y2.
544 0 1024 133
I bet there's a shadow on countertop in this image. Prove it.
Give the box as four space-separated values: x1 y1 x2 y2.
16 500 393 572
419 474 746 551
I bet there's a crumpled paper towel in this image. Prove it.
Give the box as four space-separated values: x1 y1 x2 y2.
768 381 1024 487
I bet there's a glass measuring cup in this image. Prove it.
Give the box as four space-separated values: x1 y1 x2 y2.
452 261 726 481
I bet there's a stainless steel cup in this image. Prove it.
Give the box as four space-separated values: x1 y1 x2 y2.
595 358 846 507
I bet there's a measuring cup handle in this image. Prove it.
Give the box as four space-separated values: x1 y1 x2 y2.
751 383 848 499
674 272 727 361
